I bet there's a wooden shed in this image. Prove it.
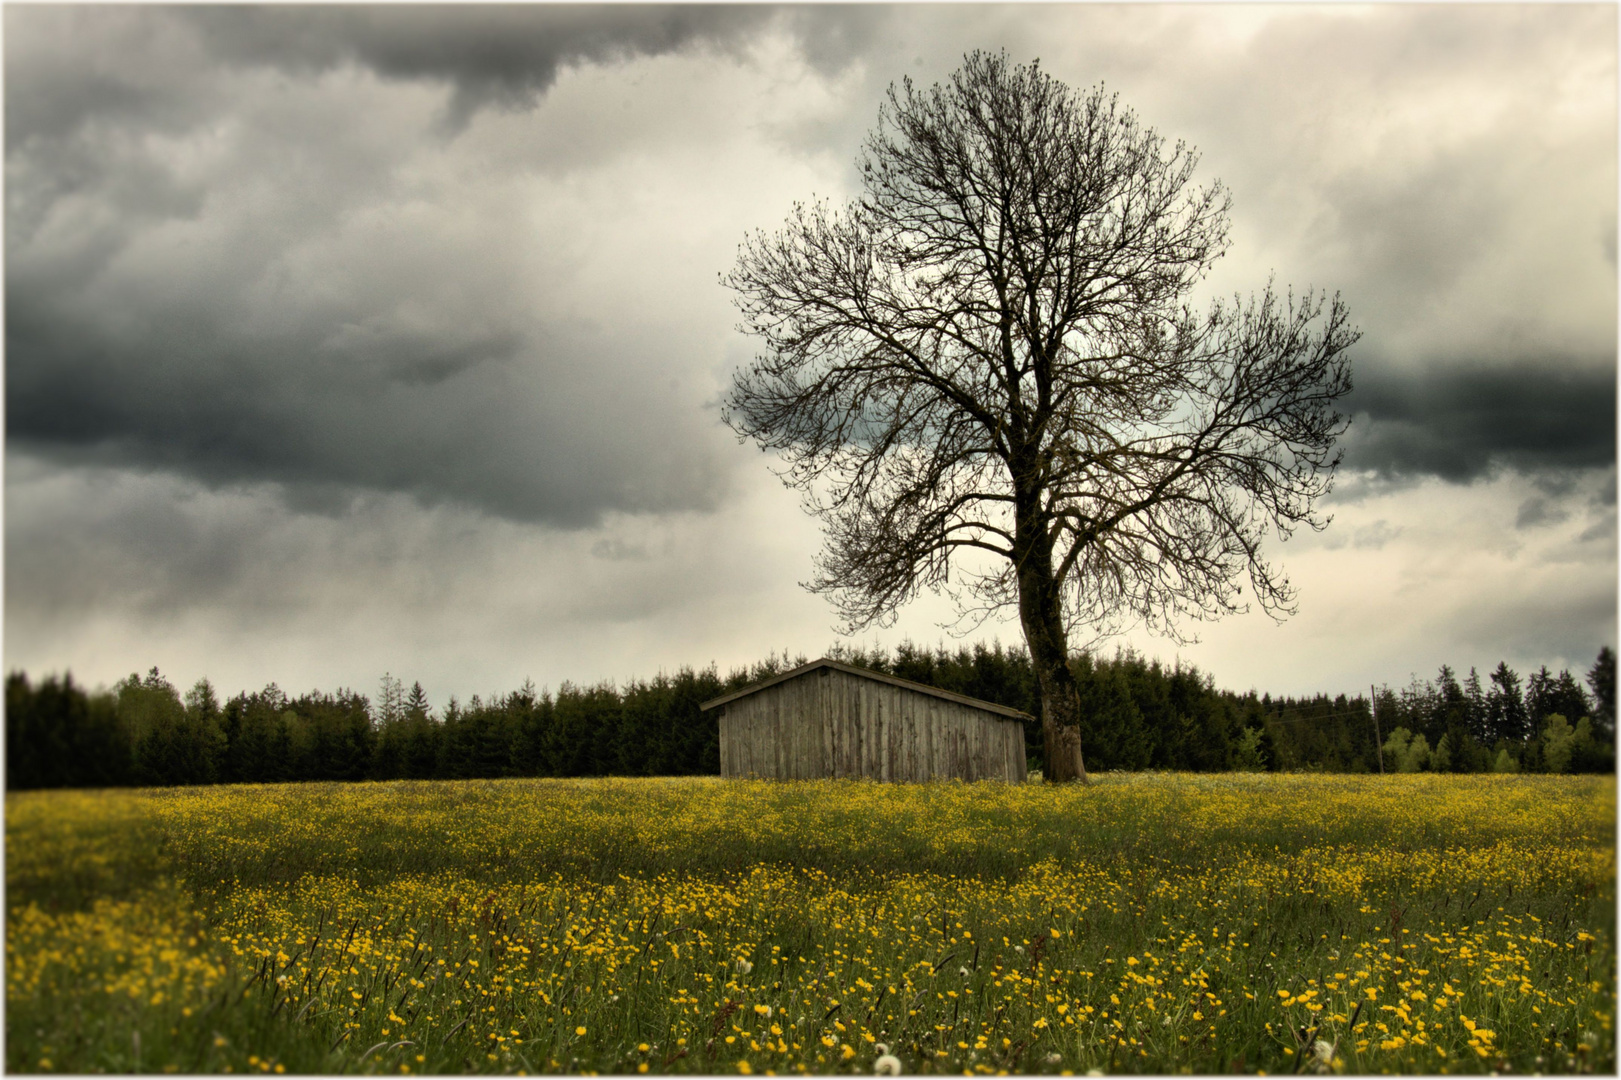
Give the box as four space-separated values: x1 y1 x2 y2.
701 658 1030 782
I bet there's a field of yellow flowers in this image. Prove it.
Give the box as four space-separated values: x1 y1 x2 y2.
6 773 1614 1075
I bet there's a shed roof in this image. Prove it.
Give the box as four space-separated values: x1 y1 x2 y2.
699 657 1033 721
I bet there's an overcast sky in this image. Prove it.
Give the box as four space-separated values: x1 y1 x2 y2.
6 3 1616 708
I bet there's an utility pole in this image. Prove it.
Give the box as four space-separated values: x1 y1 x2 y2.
1371 684 1384 774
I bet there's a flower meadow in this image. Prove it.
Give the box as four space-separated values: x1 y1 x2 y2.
6 774 1614 1075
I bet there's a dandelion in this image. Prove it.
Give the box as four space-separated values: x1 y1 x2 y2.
874 1052 902 1075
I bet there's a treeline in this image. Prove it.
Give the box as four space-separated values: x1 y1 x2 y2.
7 665 743 790
6 644 1615 789
1261 654 1616 775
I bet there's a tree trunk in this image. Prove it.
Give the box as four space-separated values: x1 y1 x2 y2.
1015 503 1090 785
1027 617 1088 784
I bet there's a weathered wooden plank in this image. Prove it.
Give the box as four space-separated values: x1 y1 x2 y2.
715 665 1027 782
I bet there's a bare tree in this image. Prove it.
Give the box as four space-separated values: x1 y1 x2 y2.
722 52 1356 782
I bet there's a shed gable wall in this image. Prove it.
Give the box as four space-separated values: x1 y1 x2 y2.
718 668 1026 782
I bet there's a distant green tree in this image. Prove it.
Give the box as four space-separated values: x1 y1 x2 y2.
1430 666 1468 752
225 685 293 783
440 694 518 779
508 682 553 777
1550 670 1592 729
1430 732 1453 773
123 668 219 786
1463 667 1488 745
1526 666 1556 729
544 684 621 776
1540 713 1575 774
5 673 128 788
1382 727 1430 772
286 690 373 781
400 706 442 779
1567 716 1612 773
1231 727 1267 772
377 673 405 728
1587 647 1615 738
1074 654 1151 770
405 681 431 721
1487 663 1529 744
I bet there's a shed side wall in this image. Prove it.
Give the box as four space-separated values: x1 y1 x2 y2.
719 670 1025 782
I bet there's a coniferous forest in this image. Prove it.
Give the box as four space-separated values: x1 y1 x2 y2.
6 643 1614 790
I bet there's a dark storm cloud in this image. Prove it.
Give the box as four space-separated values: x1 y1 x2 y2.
6 3 770 527
180 5 785 129
6 4 1614 530
1340 358 1617 483
5 5 784 141
5 282 728 526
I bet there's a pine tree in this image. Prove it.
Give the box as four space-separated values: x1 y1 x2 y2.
1487 662 1529 743
1525 666 1557 728
1464 668 1489 744
1551 669 1592 729
1587 647 1615 738
378 673 405 728
405 681 432 721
